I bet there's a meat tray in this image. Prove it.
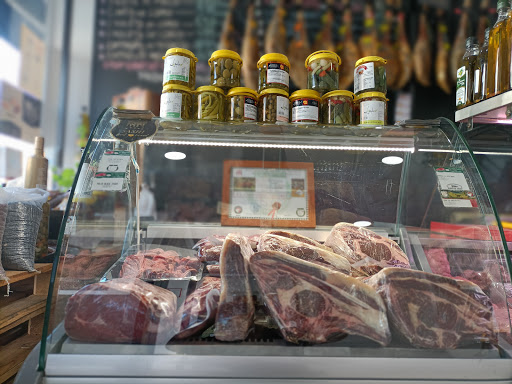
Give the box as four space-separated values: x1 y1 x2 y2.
101 245 203 308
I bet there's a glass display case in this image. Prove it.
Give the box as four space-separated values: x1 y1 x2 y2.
34 107 512 383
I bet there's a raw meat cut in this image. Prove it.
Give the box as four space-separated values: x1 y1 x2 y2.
425 248 451 277
194 236 225 263
61 247 121 282
215 234 255 341
120 248 200 279
64 278 179 344
207 264 220 277
325 222 410 276
366 268 496 349
175 277 222 339
263 230 330 251
250 250 391 345
258 233 351 274
413 7 432 87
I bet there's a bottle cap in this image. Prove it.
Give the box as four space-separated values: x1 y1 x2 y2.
465 36 477 48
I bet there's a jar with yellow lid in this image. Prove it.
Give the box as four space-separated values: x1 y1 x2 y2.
322 90 354 125
227 87 258 122
209 50 243 90
258 88 289 123
290 89 322 124
162 48 198 89
305 50 341 94
160 84 193 120
354 56 387 95
356 91 388 126
257 53 290 93
195 86 225 122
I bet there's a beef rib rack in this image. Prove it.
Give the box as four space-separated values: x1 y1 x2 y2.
258 233 351 274
366 268 496 349
215 234 255 341
325 222 410 277
249 250 391 345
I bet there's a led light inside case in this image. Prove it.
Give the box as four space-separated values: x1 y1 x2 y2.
164 151 186 160
381 156 403 165
354 221 372 227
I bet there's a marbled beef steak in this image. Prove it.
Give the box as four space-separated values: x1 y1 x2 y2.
64 278 179 344
366 268 496 349
258 233 351 274
325 222 410 277
215 234 255 341
250 250 391 345
262 230 331 251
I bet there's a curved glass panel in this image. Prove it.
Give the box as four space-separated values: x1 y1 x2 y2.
39 108 512 380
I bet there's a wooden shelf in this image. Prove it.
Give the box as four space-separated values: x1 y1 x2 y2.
0 263 53 288
0 295 47 335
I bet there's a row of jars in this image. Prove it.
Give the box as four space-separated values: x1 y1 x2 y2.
160 84 388 126
162 47 388 96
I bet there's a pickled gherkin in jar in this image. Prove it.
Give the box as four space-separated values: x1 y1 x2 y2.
195 86 225 122
209 50 243 91
160 84 193 120
322 90 354 125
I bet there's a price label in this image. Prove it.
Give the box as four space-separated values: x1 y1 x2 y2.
92 150 131 191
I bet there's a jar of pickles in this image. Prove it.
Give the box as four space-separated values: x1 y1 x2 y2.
356 91 388 126
354 56 387 95
257 53 290 93
195 86 225 122
160 84 193 120
209 50 243 90
162 48 197 89
258 88 289 123
305 50 341 94
322 90 354 125
227 87 258 122
290 89 322 124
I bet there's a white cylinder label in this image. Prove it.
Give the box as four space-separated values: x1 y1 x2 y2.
359 99 385 125
163 55 190 83
291 99 319 123
244 97 257 121
160 92 183 119
266 63 290 87
276 95 289 122
354 62 375 94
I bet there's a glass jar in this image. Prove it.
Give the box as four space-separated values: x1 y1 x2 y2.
227 87 258 122
209 50 243 91
160 84 193 120
354 56 387 95
195 86 225 122
305 50 341 94
162 48 197 89
322 90 354 125
258 88 289 123
257 53 290 93
289 89 322 124
356 91 388 126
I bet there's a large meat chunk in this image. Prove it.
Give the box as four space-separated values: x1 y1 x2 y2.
366 268 496 349
215 234 255 341
263 230 331 251
258 233 351 275
325 223 410 277
175 277 222 339
64 278 179 344
250 250 391 345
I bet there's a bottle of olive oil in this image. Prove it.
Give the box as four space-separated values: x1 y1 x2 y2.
456 37 479 109
486 0 510 97
474 28 490 102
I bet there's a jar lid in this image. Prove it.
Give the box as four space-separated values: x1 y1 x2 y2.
227 87 258 99
305 50 341 68
355 91 388 101
289 89 322 102
259 88 289 98
208 50 243 66
257 53 291 69
322 90 355 100
162 48 198 62
162 84 193 94
196 85 225 94
355 56 387 67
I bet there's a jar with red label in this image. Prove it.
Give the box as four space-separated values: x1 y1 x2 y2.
227 87 258 122
258 88 289 123
321 90 354 125
257 53 290 93
289 89 322 124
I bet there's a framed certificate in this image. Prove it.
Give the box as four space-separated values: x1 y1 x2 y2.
221 160 316 228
